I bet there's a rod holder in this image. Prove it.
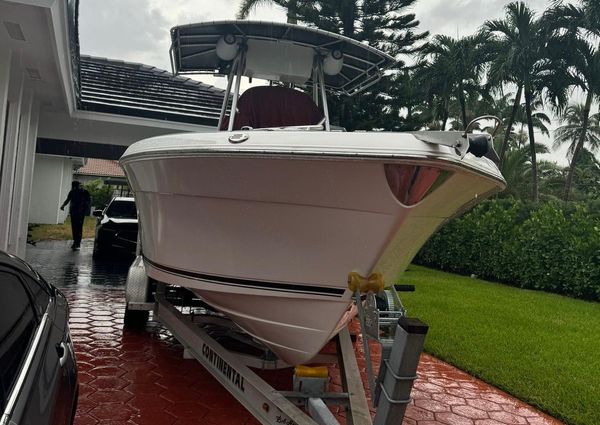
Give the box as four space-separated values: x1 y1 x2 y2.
373 317 428 425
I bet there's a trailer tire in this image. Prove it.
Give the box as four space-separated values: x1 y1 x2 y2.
124 304 149 328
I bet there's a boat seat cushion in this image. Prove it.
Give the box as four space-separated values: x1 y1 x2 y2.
221 86 323 130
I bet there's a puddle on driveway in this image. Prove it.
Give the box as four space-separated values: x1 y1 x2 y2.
26 239 132 288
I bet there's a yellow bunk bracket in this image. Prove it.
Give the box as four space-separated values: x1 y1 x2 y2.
347 271 386 400
294 365 329 379
347 271 385 294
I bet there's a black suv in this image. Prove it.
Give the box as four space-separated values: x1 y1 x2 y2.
93 197 138 258
0 251 78 425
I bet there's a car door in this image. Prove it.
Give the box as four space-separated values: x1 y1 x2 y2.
0 266 39 424
19 271 77 425
0 266 77 425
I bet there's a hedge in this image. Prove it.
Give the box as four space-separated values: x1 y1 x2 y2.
415 199 600 301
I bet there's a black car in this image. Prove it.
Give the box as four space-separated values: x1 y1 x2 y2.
93 197 138 258
0 251 78 425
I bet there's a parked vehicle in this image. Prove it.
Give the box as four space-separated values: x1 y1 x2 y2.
92 197 138 258
0 251 78 425
121 20 505 365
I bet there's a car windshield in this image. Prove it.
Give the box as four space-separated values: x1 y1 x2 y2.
105 200 137 219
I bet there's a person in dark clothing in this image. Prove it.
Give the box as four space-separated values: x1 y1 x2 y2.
60 181 91 250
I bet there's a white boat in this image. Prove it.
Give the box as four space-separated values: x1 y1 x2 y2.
120 21 505 366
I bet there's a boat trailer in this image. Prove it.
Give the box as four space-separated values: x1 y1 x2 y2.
125 257 428 425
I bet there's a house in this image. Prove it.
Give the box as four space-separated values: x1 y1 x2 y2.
0 0 224 256
74 158 129 196
29 157 130 224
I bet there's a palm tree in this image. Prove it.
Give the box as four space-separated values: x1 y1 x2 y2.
500 143 551 199
237 1 427 54
281 0 428 56
384 68 431 131
511 98 551 148
570 148 600 199
484 2 568 202
479 92 516 151
419 34 489 130
237 0 428 131
562 43 600 201
544 3 600 201
500 146 531 198
554 104 600 200
537 160 566 200
238 0 298 23
582 0 600 30
483 3 530 165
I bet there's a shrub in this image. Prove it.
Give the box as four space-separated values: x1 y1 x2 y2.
83 179 113 209
415 199 600 301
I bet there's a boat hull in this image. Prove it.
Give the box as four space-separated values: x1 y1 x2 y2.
121 131 504 365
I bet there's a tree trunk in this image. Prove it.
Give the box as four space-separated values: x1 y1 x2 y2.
563 90 593 202
341 97 354 131
458 84 467 130
441 97 449 130
524 85 539 203
441 115 448 131
286 0 297 23
499 84 522 167
341 0 356 37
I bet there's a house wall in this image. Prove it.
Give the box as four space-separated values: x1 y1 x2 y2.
28 154 73 224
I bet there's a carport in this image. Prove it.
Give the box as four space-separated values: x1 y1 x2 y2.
0 0 223 258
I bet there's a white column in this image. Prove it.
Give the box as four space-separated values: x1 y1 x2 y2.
0 47 12 173
0 55 24 252
8 93 38 258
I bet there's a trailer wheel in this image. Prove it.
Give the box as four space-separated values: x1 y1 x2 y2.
124 303 149 328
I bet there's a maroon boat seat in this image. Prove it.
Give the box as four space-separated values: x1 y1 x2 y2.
221 86 323 130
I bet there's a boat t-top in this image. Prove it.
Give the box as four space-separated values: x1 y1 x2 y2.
120 20 505 366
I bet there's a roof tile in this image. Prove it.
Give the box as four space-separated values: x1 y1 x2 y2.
78 55 225 126
75 159 125 178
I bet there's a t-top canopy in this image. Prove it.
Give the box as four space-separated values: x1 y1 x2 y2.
170 20 396 96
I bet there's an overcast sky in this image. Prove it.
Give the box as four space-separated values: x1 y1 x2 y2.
79 0 553 70
79 0 574 163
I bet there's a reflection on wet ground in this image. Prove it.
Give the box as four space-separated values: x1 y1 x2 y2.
26 239 264 425
26 239 132 288
24 239 562 425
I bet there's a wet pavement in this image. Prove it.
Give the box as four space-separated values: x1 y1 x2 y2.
26 239 562 425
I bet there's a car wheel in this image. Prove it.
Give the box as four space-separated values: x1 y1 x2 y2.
92 240 104 259
124 303 149 328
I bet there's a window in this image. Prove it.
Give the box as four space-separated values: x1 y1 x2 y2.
105 200 137 219
20 272 51 318
0 270 37 411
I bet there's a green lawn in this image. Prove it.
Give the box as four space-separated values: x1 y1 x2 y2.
400 265 600 425
29 216 96 241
